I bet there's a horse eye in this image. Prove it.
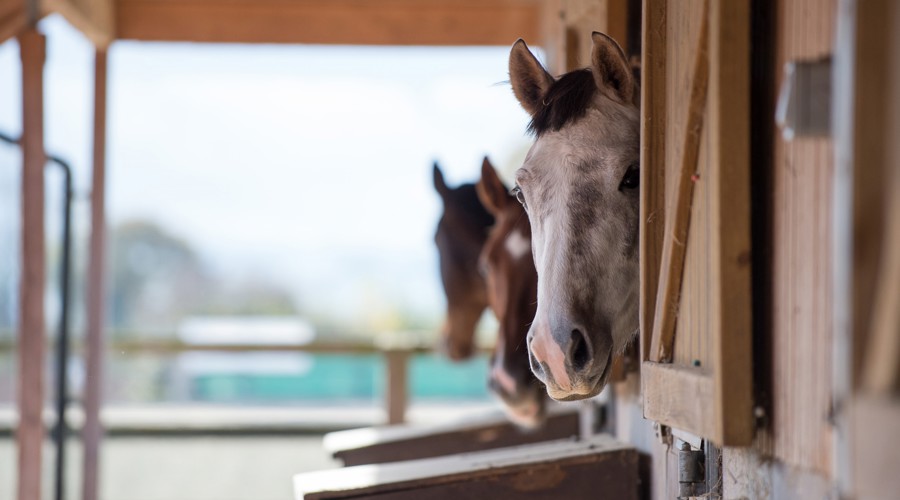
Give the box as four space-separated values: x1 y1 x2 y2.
511 186 528 209
619 165 640 191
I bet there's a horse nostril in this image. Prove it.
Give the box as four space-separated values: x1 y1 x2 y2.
529 351 542 376
570 328 592 372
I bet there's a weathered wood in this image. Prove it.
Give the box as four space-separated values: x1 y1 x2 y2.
295 435 638 500
115 0 541 46
16 26 46 500
639 0 666 362
327 409 579 466
82 48 108 500
707 0 753 446
648 0 708 364
641 362 714 438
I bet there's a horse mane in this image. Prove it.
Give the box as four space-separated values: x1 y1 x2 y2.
527 69 596 137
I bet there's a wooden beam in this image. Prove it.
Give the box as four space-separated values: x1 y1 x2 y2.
42 0 115 47
640 362 713 439
115 0 541 45
707 0 752 446
0 1 27 44
16 26 46 500
82 48 108 500
648 0 708 363
639 0 666 362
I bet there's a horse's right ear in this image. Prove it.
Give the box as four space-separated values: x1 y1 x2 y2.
476 157 508 215
433 162 449 196
509 39 554 116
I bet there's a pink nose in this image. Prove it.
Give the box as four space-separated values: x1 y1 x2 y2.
528 330 571 391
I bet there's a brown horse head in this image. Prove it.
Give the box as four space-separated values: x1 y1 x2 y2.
433 163 494 360
509 34 641 401
476 158 545 427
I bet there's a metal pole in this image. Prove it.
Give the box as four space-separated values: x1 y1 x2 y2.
53 159 73 500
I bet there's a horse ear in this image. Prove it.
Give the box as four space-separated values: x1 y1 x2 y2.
590 32 634 104
476 157 508 215
509 39 555 116
433 162 449 197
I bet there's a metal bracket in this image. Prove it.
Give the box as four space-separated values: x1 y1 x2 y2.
776 57 833 139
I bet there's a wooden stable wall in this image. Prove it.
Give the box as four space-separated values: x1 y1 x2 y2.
766 0 837 475
639 0 754 446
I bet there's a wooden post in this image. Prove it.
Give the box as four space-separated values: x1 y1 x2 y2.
385 351 408 425
16 26 47 500
82 48 108 500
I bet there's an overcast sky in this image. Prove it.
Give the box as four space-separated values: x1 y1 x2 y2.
0 16 539 335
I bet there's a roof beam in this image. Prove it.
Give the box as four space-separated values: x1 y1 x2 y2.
115 0 540 45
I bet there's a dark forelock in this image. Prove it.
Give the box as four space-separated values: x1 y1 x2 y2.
527 69 596 137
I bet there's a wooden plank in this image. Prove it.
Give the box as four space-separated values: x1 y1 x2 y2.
640 362 714 439
295 434 638 499
707 0 753 445
770 0 837 471
648 0 708 363
639 0 666 362
16 26 46 500
115 0 541 46
327 409 579 466
42 0 114 47
82 48 108 500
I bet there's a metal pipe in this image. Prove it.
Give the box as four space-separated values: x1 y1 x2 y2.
0 130 74 500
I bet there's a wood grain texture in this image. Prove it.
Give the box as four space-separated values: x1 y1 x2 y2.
115 0 541 45
639 0 666 362
16 27 46 500
649 0 708 364
769 0 836 472
640 0 754 446
641 361 714 438
707 0 753 446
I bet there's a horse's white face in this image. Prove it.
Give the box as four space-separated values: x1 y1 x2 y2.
509 33 640 401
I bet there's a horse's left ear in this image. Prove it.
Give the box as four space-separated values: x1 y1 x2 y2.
509 39 555 116
476 157 508 215
590 32 634 104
